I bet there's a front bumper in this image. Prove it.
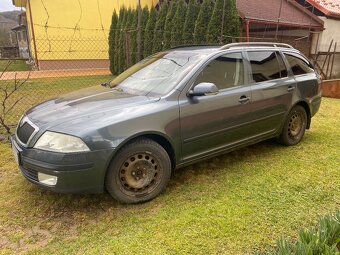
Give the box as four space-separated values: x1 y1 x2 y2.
11 135 115 194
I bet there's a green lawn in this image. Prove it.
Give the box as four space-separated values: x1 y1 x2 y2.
0 60 32 72
0 98 339 255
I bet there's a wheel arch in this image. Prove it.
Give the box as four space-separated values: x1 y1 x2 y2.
109 131 177 171
294 100 311 129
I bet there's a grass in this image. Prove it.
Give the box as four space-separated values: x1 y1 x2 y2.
0 60 32 72
0 97 339 255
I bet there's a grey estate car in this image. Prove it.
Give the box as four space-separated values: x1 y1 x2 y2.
11 42 322 203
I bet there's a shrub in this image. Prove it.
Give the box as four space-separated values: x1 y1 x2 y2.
261 211 340 255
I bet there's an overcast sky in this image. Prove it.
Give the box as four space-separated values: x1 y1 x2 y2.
0 0 22 12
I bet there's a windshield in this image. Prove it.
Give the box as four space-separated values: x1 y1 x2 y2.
109 51 204 97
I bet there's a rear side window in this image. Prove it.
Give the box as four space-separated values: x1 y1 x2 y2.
195 52 244 90
284 53 314 75
248 51 287 82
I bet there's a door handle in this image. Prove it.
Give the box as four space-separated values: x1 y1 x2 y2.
287 86 295 92
238 95 250 103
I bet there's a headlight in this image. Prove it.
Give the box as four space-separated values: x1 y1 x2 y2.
34 131 90 153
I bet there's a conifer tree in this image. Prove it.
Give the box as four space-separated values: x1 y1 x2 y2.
143 7 158 57
124 8 135 69
162 1 178 50
222 0 240 43
170 0 187 47
140 6 150 59
152 2 168 53
182 0 200 45
206 0 224 43
114 8 125 74
129 9 138 65
193 0 213 44
108 10 118 74
117 7 129 74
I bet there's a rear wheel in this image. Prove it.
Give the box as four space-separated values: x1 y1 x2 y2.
105 138 171 204
278 105 307 146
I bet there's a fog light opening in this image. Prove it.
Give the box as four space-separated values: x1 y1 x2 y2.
38 172 58 186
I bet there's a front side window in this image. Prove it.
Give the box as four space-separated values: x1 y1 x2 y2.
284 53 314 75
248 51 287 82
194 52 244 90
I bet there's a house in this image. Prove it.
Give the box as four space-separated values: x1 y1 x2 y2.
11 0 155 70
11 12 30 59
296 0 340 79
236 0 324 56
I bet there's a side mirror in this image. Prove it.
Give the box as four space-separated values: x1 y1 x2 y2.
187 82 219 97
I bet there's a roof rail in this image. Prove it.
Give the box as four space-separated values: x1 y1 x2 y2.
169 44 220 50
219 42 294 50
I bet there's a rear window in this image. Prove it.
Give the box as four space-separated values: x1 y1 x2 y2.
283 53 314 75
248 51 287 82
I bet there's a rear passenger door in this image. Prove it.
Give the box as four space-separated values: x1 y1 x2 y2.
246 50 296 136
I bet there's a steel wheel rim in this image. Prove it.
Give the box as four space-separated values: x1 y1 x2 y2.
119 152 161 195
288 111 304 139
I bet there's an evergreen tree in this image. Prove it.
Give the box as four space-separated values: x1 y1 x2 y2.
152 2 168 53
124 8 135 69
170 0 187 47
143 7 158 57
162 1 178 50
113 8 125 74
222 0 240 43
140 6 150 59
182 0 200 45
129 9 138 65
193 0 213 44
206 0 224 43
108 10 118 75
117 7 129 74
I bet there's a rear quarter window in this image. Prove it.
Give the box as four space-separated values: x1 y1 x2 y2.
283 53 314 75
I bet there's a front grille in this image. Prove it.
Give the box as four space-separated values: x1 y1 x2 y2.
21 166 39 182
17 120 35 144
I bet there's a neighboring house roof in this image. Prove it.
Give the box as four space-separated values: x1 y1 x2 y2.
236 0 324 30
305 0 340 18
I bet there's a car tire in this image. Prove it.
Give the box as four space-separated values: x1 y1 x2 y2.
105 138 171 204
278 105 307 146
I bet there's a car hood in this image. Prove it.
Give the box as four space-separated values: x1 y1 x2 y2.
26 86 160 127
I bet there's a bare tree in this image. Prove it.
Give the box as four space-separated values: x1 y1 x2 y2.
0 61 30 139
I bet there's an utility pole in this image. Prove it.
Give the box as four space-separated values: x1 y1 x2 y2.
137 0 141 62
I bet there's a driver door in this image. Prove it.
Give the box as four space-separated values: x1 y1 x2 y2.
179 52 253 162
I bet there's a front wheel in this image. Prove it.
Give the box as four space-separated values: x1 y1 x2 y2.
105 138 171 204
278 105 307 146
